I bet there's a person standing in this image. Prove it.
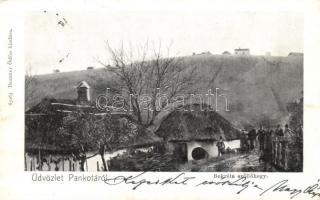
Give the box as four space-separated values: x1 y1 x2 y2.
257 126 265 151
216 136 225 157
248 128 257 150
264 129 273 161
240 130 248 151
284 124 293 140
275 124 284 137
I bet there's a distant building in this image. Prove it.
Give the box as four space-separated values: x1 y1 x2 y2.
234 48 250 55
53 69 60 73
192 51 212 56
222 51 231 55
288 52 303 57
87 66 94 70
201 51 212 55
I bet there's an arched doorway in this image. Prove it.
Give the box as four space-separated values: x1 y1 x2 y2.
191 147 208 160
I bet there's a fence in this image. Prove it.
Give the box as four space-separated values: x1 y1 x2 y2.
25 153 81 171
269 136 303 171
271 138 289 170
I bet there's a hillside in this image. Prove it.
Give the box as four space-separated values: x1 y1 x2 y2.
26 54 303 128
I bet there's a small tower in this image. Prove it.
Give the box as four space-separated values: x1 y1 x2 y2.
77 81 91 103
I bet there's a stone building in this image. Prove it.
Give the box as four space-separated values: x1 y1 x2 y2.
234 48 250 55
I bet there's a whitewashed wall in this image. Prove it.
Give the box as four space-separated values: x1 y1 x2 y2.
224 139 241 150
186 141 217 160
186 139 241 161
85 149 127 171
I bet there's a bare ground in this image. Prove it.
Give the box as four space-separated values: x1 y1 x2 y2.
179 150 278 172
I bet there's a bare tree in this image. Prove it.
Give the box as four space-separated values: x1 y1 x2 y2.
59 111 142 171
97 42 199 126
59 113 116 171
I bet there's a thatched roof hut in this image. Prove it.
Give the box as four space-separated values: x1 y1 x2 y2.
156 104 241 142
25 97 162 153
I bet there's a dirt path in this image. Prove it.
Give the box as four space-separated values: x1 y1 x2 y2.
195 150 277 172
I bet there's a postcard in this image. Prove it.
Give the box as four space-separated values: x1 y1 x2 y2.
0 0 319 200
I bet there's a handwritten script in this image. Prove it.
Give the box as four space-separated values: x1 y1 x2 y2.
104 172 320 199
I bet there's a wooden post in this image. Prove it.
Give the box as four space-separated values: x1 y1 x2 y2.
69 159 72 171
281 142 284 169
274 138 278 165
62 155 64 171
48 155 51 171
280 142 283 168
276 141 278 165
275 141 278 166
274 141 276 165
32 156 35 171
106 160 109 171
97 161 99 171
30 160 33 171
38 149 42 171
272 141 275 164
25 154 27 171
278 142 281 166
34 156 37 171
284 142 288 170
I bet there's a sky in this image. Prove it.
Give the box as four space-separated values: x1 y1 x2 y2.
25 10 303 74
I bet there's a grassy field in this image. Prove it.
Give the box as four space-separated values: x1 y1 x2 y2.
26 54 303 127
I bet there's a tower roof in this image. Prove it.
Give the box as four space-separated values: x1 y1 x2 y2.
77 81 90 89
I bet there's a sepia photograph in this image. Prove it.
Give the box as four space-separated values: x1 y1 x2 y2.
24 10 303 172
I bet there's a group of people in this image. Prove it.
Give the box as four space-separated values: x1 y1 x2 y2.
216 124 302 159
243 124 299 150
241 124 303 161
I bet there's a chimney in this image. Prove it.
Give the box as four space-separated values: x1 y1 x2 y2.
77 81 91 103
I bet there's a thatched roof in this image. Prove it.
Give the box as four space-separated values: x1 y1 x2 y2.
25 97 162 152
25 141 79 153
155 104 241 142
26 97 103 115
117 128 162 149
